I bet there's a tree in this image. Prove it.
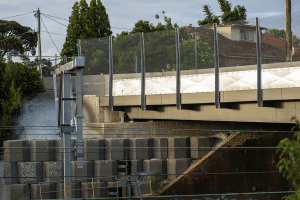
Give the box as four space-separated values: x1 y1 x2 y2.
61 0 112 60
0 20 37 56
275 117 300 199
198 0 247 26
264 29 300 46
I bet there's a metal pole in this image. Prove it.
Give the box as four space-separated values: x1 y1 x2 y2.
256 17 262 107
141 32 146 111
286 0 292 62
63 73 72 199
213 23 220 108
109 36 113 111
37 8 41 73
195 27 198 70
77 39 81 56
175 28 181 110
76 67 84 168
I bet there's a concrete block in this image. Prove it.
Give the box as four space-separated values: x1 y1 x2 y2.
191 137 213 159
168 137 190 159
105 138 129 160
153 138 167 159
168 158 191 180
4 163 17 184
143 159 167 181
56 182 81 199
107 182 125 198
4 140 30 163
131 160 143 175
84 139 105 161
43 161 63 182
71 161 93 183
30 140 55 162
129 138 154 160
4 184 30 200
18 162 43 184
94 160 117 182
81 182 107 198
30 183 56 199
55 139 77 161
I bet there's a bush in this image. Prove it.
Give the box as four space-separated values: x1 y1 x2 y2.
0 56 45 149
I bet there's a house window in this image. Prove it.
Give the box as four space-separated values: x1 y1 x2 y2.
240 30 247 41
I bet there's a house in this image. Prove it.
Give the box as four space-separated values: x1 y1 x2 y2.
194 25 287 67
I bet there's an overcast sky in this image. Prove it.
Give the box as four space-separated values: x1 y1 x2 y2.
1 0 300 63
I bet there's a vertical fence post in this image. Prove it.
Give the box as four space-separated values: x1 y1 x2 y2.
256 17 262 107
77 39 81 56
214 23 220 108
76 67 84 169
141 32 146 110
175 28 181 110
195 27 198 70
109 36 114 111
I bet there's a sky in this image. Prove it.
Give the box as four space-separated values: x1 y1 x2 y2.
1 0 300 63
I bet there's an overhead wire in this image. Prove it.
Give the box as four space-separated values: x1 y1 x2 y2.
0 11 35 20
40 13 68 27
40 13 69 22
40 16 61 54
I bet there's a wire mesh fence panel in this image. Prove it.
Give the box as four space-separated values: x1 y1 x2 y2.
113 33 141 74
80 37 110 75
179 27 196 70
144 29 176 73
195 26 215 70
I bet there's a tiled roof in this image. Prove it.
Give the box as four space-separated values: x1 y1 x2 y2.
262 34 300 55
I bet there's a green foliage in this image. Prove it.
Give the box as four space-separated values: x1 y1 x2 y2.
0 56 45 148
274 117 300 199
264 29 300 46
61 0 112 60
198 0 247 26
0 20 37 56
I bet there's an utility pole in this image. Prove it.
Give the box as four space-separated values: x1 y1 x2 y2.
286 0 292 62
37 8 42 72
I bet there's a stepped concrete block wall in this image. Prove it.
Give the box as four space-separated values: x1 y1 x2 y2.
30 140 55 162
84 139 105 161
131 160 143 175
129 138 154 160
4 140 30 163
81 182 107 198
153 138 167 159
4 184 30 200
168 137 191 159
94 160 117 182
43 161 63 182
143 159 167 181
4 163 17 184
18 162 43 184
190 137 214 159
55 139 77 161
56 182 81 198
71 161 93 183
168 158 191 181
30 183 56 199
132 182 151 196
105 138 129 160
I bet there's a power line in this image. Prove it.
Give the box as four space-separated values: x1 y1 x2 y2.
40 13 69 22
40 16 61 54
41 31 66 36
0 11 35 20
41 13 68 27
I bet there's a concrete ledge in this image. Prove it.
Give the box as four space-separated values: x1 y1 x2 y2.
4 140 30 163
168 158 191 181
43 161 63 183
94 160 117 182
4 163 18 185
4 184 30 200
30 140 55 162
18 162 43 184
81 182 107 198
30 183 56 199
71 161 94 183
168 137 191 159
